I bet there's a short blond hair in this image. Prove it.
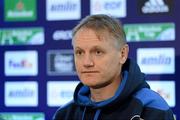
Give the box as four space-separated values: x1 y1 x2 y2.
72 14 126 49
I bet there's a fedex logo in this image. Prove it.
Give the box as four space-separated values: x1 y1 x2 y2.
5 51 38 76
8 59 32 68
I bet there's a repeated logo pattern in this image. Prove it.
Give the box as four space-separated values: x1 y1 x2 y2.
0 0 177 119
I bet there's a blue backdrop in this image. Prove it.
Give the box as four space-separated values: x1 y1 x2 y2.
0 0 179 119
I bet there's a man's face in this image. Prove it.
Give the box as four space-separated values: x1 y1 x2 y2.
73 28 123 88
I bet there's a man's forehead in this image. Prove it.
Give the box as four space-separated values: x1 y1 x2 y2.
75 28 109 40
75 28 96 37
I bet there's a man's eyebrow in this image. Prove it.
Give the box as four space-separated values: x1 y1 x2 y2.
91 46 104 50
74 47 83 50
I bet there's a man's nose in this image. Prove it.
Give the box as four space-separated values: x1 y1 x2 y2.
83 54 94 67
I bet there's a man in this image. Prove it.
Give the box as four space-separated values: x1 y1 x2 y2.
53 14 174 120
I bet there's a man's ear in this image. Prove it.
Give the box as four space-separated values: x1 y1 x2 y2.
119 44 129 64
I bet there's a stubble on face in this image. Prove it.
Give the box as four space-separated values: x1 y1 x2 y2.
73 28 122 89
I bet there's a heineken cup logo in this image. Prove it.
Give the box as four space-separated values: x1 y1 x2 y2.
16 0 24 11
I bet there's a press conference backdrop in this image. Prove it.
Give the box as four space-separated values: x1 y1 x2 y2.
0 0 179 120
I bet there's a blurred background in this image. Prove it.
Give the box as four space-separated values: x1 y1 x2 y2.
0 0 179 120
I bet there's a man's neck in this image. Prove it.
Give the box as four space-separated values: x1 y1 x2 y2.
90 75 122 102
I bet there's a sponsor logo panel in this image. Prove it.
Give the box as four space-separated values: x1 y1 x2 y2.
47 81 79 106
147 81 175 107
5 81 38 106
53 30 72 41
0 27 44 45
46 0 81 20
137 48 175 74
5 51 38 76
0 112 45 120
138 0 173 15
90 0 127 18
124 23 175 42
47 50 76 75
4 0 37 21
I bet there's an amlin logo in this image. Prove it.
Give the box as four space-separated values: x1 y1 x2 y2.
5 81 38 107
46 0 81 20
137 48 175 74
5 51 38 76
90 0 127 18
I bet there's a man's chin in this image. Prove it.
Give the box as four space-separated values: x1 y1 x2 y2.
81 80 96 86
82 80 110 89
81 79 99 88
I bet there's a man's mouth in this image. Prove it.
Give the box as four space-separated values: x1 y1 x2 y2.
81 71 99 73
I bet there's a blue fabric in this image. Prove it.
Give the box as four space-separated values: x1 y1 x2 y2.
82 107 86 120
93 71 128 107
94 109 101 120
77 71 128 120
134 88 169 110
77 71 128 108
53 59 174 120
77 86 92 106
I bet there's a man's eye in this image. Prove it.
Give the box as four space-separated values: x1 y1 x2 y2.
76 51 83 56
95 50 103 55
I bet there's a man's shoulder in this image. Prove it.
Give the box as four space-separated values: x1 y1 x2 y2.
133 88 170 111
60 100 75 110
53 100 76 120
